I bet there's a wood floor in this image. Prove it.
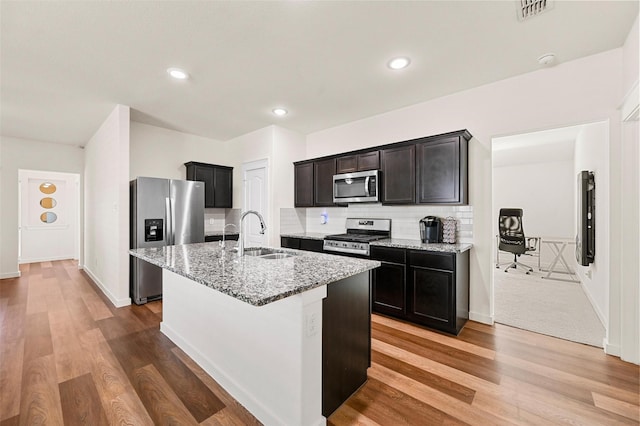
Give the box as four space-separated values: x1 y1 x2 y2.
1 260 639 425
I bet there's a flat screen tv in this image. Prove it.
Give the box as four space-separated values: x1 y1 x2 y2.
576 170 595 266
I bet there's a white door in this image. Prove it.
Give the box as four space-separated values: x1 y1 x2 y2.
19 170 80 263
242 159 268 247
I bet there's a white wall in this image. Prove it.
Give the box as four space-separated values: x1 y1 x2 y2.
129 121 232 232
494 160 574 238
271 126 306 244
129 121 230 180
0 136 84 278
83 105 130 307
305 48 624 327
574 121 610 327
494 159 575 269
618 14 639 364
226 125 306 246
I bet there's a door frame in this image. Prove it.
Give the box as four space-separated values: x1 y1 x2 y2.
242 158 270 245
18 169 81 264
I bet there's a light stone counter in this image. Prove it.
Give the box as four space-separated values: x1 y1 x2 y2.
371 238 473 253
129 242 379 306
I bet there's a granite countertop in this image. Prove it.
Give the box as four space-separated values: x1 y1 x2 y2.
371 238 472 253
130 242 380 306
280 232 328 241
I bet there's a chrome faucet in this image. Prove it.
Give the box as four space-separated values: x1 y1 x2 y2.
219 223 238 249
238 210 267 256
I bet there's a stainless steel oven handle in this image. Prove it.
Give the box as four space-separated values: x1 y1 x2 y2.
364 176 370 197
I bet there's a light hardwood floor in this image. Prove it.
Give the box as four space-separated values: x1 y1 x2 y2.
1 260 638 425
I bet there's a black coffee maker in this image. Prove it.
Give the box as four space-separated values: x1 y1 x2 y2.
420 216 442 243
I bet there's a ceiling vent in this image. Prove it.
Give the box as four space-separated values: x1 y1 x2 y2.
516 0 554 21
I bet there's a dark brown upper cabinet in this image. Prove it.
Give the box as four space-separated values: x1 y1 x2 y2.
336 151 380 174
416 135 468 204
185 162 233 208
381 145 415 204
294 162 314 207
314 158 337 206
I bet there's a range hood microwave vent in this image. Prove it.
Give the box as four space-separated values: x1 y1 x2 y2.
516 0 554 21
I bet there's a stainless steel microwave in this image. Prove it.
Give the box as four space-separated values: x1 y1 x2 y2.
333 170 380 203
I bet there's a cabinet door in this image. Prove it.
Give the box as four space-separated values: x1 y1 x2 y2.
381 145 415 204
336 155 358 174
314 158 336 206
300 238 324 253
193 166 216 208
213 167 233 208
281 237 301 249
294 163 314 207
372 262 406 316
408 266 455 332
416 135 466 204
357 151 379 171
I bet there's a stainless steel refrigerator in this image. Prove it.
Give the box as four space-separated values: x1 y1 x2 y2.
130 177 205 304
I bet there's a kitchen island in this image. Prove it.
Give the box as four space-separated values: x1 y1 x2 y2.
130 242 380 426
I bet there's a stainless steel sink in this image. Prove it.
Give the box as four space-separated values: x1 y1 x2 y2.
243 247 277 256
259 253 296 260
242 247 298 259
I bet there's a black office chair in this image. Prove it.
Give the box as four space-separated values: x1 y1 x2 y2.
498 208 537 274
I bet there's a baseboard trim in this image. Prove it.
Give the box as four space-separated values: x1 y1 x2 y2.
19 256 77 264
161 322 314 426
579 280 608 329
82 265 131 308
469 311 493 325
0 271 21 279
604 340 621 357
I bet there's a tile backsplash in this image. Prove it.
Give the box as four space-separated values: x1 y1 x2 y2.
281 204 473 243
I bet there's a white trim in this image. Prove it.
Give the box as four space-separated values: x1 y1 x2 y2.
19 255 77 265
469 311 494 325
82 265 131 307
0 271 21 279
604 339 621 357
580 279 607 328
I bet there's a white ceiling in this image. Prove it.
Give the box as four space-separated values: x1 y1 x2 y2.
1 1 637 146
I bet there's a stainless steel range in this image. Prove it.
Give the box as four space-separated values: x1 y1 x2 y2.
323 218 391 256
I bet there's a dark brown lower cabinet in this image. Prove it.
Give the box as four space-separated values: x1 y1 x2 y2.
280 236 371 417
370 246 406 316
322 272 371 417
408 250 469 335
370 245 469 335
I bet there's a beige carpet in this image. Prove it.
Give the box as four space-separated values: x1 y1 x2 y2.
494 267 605 347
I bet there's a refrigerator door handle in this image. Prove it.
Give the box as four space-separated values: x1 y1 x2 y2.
165 197 173 245
170 198 176 245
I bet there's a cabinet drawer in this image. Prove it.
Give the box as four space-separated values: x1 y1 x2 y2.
409 251 454 271
370 246 405 264
281 237 301 249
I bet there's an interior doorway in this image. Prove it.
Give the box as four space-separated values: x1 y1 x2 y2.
242 159 269 247
491 122 607 347
18 169 80 263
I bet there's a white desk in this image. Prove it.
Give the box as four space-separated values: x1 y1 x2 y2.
540 237 579 282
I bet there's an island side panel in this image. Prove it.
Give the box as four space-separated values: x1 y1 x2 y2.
322 271 371 417
160 269 327 426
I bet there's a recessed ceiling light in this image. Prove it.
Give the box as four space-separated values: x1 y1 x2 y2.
167 68 189 80
388 57 411 70
537 53 556 66
272 108 288 116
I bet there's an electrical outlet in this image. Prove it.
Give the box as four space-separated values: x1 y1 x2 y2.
209 218 215 225
305 312 319 337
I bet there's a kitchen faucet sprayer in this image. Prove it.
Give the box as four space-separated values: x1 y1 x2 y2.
238 210 267 256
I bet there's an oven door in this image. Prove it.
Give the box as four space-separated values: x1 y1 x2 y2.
333 170 379 203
